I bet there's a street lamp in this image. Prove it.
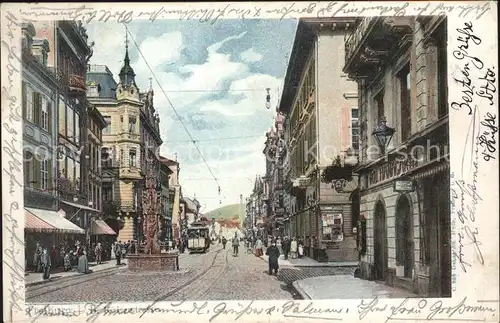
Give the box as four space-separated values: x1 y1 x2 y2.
372 116 395 154
265 88 271 109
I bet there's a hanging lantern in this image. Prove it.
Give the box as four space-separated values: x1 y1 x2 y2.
265 88 271 109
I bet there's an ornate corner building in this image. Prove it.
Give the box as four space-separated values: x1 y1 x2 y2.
343 16 450 297
87 39 163 243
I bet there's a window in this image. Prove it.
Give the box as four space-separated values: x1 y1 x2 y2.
103 116 111 134
67 107 74 141
120 149 124 165
351 108 360 151
67 157 75 183
103 185 112 202
75 160 81 188
41 96 49 131
101 147 111 167
399 64 411 141
25 86 34 122
129 149 137 167
59 98 66 136
74 112 80 145
129 116 136 133
375 90 385 122
40 158 48 190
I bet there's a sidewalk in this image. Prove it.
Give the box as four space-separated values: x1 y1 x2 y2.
259 254 358 267
293 275 417 299
26 259 128 287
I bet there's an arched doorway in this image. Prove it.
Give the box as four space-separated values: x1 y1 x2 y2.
373 200 388 281
395 195 413 278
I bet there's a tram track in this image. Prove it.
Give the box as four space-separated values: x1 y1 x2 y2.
26 268 121 301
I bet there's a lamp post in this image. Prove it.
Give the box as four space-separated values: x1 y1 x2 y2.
372 116 395 154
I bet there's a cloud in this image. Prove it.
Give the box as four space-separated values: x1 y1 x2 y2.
240 48 264 63
86 22 292 212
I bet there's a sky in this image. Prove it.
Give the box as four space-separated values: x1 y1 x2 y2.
86 19 297 213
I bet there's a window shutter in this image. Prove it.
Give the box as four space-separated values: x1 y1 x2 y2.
33 92 40 126
47 158 53 192
47 101 52 134
33 155 40 189
22 81 27 118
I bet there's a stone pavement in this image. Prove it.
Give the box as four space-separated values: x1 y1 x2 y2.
259 254 358 267
293 275 417 299
25 259 128 287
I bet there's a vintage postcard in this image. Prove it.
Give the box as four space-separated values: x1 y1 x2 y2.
2 1 499 323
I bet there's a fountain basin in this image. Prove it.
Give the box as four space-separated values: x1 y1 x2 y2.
127 253 179 271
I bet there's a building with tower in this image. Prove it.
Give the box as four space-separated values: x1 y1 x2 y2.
86 32 163 243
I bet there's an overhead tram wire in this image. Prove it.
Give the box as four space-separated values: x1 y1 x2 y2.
164 134 262 143
125 25 226 199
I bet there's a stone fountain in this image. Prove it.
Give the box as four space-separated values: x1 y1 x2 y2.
127 161 179 272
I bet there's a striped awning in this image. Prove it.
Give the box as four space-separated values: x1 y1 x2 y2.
91 220 117 235
25 207 85 234
25 211 57 233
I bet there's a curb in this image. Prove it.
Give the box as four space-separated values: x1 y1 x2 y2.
258 256 359 268
26 265 122 287
292 281 312 300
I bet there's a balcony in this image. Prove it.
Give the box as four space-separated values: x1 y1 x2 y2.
344 16 414 79
68 74 86 95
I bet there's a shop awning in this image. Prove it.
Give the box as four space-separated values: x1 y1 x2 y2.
25 207 85 234
61 200 101 213
91 220 117 235
25 210 57 233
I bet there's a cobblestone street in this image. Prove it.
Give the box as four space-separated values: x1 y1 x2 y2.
26 246 292 303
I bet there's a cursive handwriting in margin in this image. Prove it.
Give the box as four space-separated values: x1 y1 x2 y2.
357 297 496 322
2 10 26 323
13 2 492 25
23 300 350 322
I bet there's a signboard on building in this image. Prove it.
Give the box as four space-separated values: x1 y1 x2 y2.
321 213 343 226
275 207 285 215
393 178 415 192
369 159 419 187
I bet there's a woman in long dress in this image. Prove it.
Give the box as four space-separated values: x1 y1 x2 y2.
255 238 263 257
76 243 90 274
290 237 298 259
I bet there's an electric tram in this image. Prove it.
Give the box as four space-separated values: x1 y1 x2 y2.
187 221 211 253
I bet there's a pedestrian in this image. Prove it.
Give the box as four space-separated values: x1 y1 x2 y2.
94 243 102 265
255 237 263 257
63 252 72 271
298 241 304 259
114 242 122 266
33 242 43 272
282 236 290 260
232 233 240 256
76 244 90 274
41 247 51 280
222 236 227 249
276 237 282 256
265 241 280 275
290 237 298 259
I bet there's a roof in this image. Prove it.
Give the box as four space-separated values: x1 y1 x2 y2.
182 197 200 213
86 65 118 99
278 18 356 114
159 156 179 166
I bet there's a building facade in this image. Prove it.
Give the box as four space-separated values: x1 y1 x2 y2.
160 157 174 243
22 23 59 212
86 38 163 243
278 18 359 262
343 16 450 297
164 157 182 239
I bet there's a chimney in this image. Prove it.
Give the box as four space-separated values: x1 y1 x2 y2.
32 38 50 67
240 194 243 205
21 23 36 55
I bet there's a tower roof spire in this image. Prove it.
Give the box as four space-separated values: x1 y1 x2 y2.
119 26 136 87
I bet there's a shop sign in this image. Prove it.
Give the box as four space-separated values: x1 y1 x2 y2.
275 207 285 215
369 159 419 187
393 178 415 192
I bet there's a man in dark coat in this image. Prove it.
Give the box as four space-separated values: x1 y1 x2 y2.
282 236 291 260
266 241 280 275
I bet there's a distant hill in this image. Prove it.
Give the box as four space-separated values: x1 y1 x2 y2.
204 204 246 224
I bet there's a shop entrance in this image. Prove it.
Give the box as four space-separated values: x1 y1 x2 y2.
373 200 388 281
395 195 414 278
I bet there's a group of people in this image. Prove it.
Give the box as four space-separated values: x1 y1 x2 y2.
31 241 92 280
